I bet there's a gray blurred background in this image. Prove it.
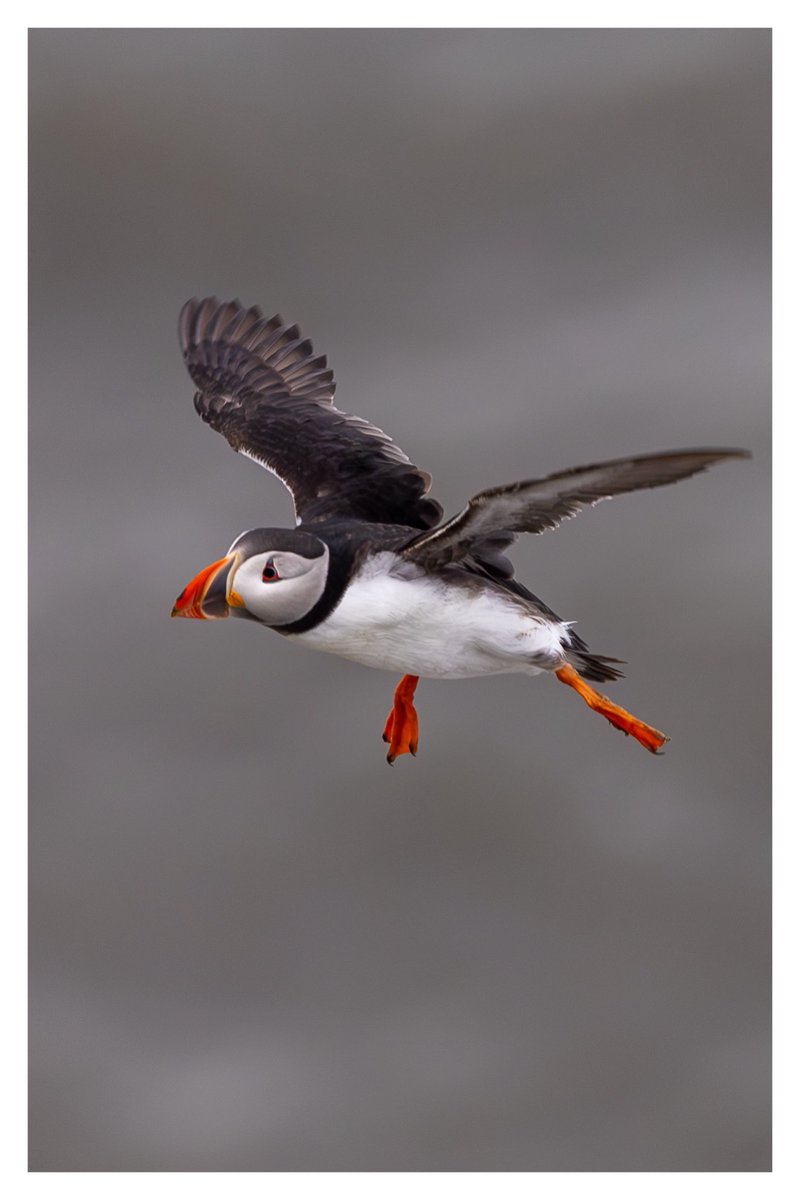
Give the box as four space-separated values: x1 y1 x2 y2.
29 29 770 1171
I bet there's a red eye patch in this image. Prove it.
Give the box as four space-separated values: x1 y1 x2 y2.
262 562 280 582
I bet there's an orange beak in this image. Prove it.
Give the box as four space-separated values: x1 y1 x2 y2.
171 554 240 620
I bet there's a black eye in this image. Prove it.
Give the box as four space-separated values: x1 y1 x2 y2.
262 561 280 582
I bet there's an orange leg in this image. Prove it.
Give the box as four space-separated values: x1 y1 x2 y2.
382 674 420 764
555 664 669 755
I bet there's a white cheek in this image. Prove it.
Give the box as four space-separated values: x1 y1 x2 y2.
235 553 328 625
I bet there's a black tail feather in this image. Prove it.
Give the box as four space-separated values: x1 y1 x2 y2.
566 630 625 683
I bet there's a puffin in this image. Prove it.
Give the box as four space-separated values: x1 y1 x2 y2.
171 296 748 763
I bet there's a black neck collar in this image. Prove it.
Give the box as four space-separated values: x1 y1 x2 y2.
273 534 360 636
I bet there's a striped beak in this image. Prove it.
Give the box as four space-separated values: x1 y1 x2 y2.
171 553 241 620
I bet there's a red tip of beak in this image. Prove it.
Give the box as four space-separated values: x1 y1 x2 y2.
171 555 234 620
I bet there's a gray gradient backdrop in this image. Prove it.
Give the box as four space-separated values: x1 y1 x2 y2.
29 29 770 1171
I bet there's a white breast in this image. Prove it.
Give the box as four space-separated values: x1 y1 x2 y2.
287 553 570 679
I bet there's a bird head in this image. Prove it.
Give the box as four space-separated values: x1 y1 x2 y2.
171 528 330 625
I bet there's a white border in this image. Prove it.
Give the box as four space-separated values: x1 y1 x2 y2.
13 5 790 1194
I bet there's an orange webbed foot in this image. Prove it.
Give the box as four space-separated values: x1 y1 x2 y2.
382 674 420 764
555 664 669 755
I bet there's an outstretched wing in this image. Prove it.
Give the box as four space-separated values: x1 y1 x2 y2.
179 297 442 529
402 449 750 568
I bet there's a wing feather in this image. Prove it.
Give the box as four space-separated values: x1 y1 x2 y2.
180 296 442 529
402 449 750 567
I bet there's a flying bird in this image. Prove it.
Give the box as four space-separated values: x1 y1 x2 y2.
171 297 748 763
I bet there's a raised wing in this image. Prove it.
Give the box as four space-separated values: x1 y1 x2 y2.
179 297 442 529
402 449 750 568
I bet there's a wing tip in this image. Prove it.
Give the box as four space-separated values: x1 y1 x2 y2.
178 296 337 403
680 446 752 461
179 296 267 354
